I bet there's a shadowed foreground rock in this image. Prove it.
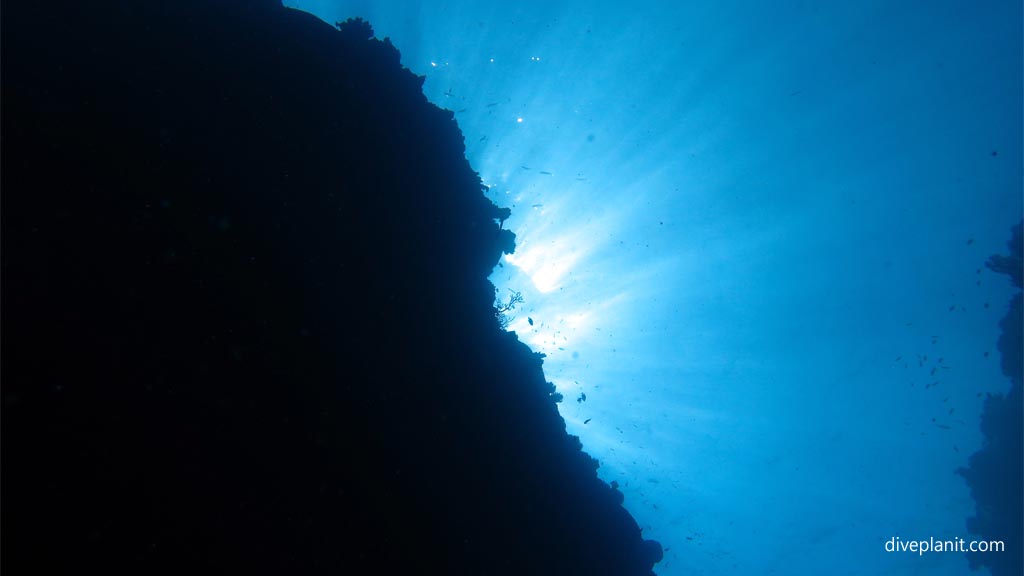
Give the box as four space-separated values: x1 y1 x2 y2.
959 221 1023 576
1 1 662 574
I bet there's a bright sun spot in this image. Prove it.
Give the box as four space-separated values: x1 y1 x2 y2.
503 239 580 293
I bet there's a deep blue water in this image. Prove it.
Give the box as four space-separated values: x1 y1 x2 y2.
288 2 1021 574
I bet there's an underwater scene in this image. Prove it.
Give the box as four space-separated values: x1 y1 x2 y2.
3 1 1020 575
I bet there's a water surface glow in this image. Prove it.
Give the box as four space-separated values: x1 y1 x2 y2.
289 2 1020 573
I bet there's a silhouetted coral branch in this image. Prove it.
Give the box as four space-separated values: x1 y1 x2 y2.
335 17 373 40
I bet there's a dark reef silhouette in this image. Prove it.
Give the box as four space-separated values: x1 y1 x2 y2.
1 1 661 574
958 221 1023 576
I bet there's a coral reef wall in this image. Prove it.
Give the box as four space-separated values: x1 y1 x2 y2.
1 1 661 574
959 221 1023 576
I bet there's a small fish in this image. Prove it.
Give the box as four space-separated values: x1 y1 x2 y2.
577 393 587 403
935 423 951 430
894 356 902 362
539 170 553 175
584 418 592 424
486 102 500 107
528 317 534 326
521 165 531 170
966 238 974 245
531 203 543 208
948 305 956 312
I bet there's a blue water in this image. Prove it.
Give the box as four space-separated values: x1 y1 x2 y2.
289 2 1021 574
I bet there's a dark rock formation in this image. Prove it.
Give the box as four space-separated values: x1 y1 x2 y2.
958 221 1023 575
1 1 662 574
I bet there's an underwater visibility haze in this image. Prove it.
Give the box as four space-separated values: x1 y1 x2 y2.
287 1 1023 574
3 0 1021 575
